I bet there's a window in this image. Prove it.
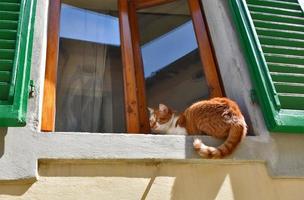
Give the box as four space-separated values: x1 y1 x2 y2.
0 0 37 126
55 5 125 132
139 2 210 116
42 0 223 133
230 0 304 132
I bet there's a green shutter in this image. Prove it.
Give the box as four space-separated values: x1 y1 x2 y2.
0 0 37 127
230 0 304 133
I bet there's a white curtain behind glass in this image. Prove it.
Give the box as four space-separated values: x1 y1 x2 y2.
56 40 111 132
55 4 125 132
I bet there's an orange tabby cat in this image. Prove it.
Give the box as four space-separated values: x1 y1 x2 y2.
148 97 247 158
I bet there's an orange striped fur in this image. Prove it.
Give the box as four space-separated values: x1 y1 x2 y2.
148 97 247 158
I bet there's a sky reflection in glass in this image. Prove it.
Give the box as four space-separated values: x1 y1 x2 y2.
60 4 198 78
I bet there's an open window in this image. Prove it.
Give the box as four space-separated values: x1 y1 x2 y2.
42 0 223 133
55 4 125 132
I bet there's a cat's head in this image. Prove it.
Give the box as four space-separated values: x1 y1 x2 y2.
148 104 174 134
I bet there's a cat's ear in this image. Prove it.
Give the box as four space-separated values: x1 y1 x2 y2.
148 107 154 115
159 104 168 113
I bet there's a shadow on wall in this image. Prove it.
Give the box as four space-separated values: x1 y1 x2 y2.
37 160 233 199
0 128 7 158
0 181 34 196
31 160 281 200
0 128 34 196
0 160 303 199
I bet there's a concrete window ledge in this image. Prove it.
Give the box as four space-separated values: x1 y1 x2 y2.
1 128 304 180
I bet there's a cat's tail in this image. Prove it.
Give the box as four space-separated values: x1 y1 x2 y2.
193 122 247 159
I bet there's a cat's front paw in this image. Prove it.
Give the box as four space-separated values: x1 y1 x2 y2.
193 138 202 150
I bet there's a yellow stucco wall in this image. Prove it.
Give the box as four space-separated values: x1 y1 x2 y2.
0 160 303 200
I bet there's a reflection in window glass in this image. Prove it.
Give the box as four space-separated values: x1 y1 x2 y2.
55 4 125 133
138 0 210 112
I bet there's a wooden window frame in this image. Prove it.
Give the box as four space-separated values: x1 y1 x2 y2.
42 0 224 132
42 0 61 131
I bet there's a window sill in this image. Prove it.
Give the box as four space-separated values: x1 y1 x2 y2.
36 132 304 177
2 128 304 180
36 132 267 161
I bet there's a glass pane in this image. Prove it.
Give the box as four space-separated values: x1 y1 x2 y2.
55 3 125 133
138 0 210 112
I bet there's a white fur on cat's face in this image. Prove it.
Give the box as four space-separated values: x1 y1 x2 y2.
148 105 174 134
148 104 187 135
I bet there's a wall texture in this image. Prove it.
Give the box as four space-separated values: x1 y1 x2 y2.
0 161 304 200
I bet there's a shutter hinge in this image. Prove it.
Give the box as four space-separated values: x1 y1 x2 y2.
29 80 35 98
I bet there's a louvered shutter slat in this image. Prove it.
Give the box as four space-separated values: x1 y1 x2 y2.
279 94 304 110
265 53 304 65
0 49 15 60
0 11 19 21
262 45 304 56
0 3 20 12
0 39 16 49
0 71 11 82
251 11 304 24
0 83 10 101
0 60 13 71
248 4 302 17
253 19 304 32
247 0 300 10
268 63 304 74
271 72 304 84
0 20 18 29
275 82 304 93
259 36 304 48
256 28 304 40
2 0 20 3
